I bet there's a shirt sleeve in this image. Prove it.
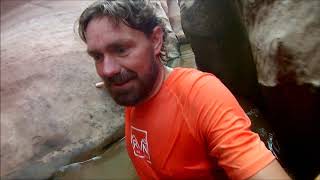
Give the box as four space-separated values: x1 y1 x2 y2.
189 74 275 180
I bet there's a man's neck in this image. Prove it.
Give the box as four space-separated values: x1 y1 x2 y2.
137 63 173 106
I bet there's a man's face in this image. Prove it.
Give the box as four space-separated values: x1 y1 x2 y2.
85 17 161 106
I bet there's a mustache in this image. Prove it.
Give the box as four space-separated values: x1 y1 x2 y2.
103 69 137 85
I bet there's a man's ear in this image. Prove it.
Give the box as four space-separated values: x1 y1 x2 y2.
151 26 163 56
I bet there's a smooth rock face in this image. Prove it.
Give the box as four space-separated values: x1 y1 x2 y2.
1 1 124 179
238 0 320 87
179 0 261 102
236 0 320 178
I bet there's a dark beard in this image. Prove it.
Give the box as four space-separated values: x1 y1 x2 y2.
103 60 160 106
107 69 137 86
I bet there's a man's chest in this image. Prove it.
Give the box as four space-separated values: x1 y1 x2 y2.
125 104 214 179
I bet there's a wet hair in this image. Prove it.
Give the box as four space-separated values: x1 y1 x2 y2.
77 0 166 59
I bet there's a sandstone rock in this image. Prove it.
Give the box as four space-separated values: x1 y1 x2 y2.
1 1 124 179
235 0 320 178
237 0 320 87
179 0 261 102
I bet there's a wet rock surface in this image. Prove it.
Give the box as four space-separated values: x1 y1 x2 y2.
238 0 320 87
1 1 124 179
237 0 320 178
179 0 261 102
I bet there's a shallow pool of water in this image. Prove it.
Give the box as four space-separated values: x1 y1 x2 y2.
53 138 138 180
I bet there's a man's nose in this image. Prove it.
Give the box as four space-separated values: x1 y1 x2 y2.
101 55 121 78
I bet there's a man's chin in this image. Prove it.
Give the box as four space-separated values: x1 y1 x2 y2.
113 96 140 106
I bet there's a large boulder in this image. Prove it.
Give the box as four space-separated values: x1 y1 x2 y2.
238 0 320 88
179 0 261 103
1 1 124 179
236 0 320 178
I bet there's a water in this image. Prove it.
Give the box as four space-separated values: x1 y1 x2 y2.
53 138 138 180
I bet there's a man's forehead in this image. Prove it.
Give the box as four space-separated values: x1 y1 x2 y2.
85 17 149 53
85 16 121 37
85 17 128 50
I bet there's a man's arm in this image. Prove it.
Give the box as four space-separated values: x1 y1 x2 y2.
249 159 291 180
186 73 290 179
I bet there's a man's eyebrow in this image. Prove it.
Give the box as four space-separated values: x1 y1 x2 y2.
87 39 133 54
108 39 132 48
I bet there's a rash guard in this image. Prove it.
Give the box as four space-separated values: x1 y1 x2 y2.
125 68 274 180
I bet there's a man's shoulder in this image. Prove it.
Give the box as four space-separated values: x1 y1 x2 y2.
166 67 238 109
169 67 207 79
164 67 226 107
166 67 221 92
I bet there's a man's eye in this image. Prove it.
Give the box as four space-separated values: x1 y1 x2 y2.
92 54 103 62
116 47 128 56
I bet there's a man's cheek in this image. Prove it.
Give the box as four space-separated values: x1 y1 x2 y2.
95 64 104 77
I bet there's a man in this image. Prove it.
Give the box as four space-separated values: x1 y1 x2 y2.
78 0 290 179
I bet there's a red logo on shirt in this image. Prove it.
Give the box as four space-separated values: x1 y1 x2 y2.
131 126 151 163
